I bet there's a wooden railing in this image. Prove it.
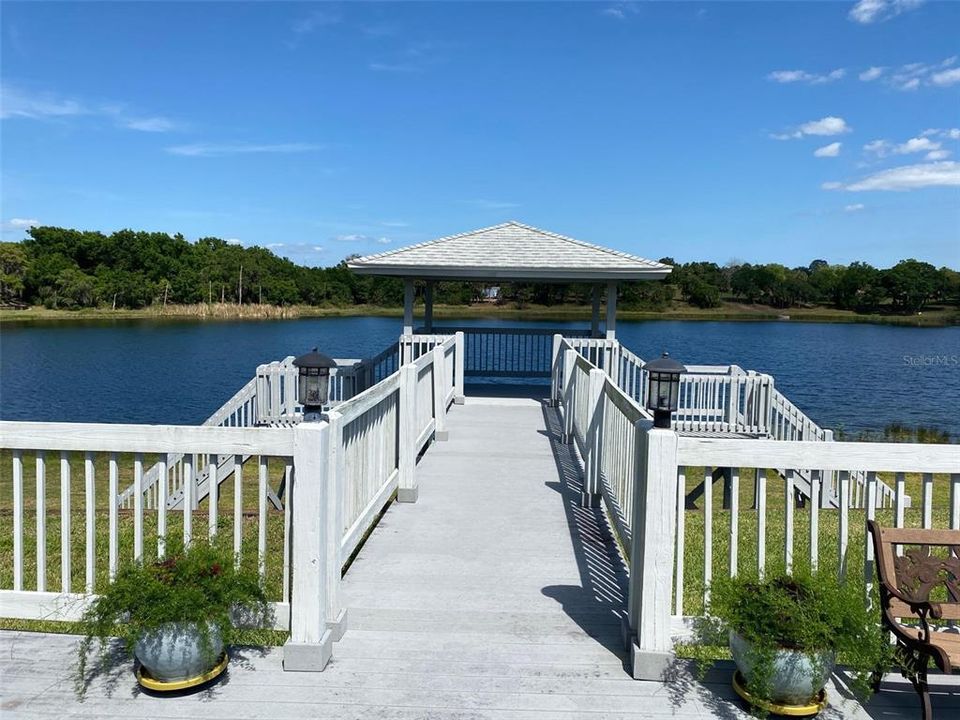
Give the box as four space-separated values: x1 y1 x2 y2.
419 326 588 379
557 336 900 510
618 429 960 679
0 335 462 670
0 423 296 629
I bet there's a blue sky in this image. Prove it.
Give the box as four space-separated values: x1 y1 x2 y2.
2 1 958 268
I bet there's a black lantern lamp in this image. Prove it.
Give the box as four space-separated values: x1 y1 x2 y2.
293 347 337 420
644 352 686 429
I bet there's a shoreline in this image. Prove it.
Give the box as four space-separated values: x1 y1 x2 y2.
1 302 957 327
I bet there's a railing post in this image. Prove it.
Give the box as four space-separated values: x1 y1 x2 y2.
454 331 465 404
582 368 606 508
820 429 835 508
323 410 348 640
284 422 333 671
397 363 418 502
432 346 449 441
550 334 563 407
626 423 679 680
764 376 776 437
562 349 577 444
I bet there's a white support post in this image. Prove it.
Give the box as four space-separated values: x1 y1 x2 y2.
453 331 465 404
605 281 618 341
582 368 606 508
432 345 449 441
397 363 418 503
550 334 563 407
401 278 415 364
284 422 333 671
424 282 434 333
562 349 577 444
591 285 601 338
323 411 348 641
626 423 679 681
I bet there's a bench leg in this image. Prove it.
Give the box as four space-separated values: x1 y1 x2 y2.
909 666 933 720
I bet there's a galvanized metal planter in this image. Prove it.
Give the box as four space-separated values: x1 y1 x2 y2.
134 622 224 684
729 631 835 711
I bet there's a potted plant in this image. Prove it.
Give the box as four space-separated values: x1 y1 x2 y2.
76 540 271 694
693 571 892 715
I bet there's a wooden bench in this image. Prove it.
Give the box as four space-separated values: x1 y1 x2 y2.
868 520 960 720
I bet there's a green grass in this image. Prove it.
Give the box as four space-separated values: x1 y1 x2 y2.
3 300 957 326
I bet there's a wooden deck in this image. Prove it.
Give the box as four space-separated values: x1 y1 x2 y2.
1 396 956 718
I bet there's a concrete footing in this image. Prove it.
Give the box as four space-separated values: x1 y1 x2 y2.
397 487 419 503
282 629 333 672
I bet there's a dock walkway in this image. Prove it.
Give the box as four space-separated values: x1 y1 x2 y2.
0 397 944 718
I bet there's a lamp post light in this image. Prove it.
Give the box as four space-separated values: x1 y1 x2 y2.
644 352 686 429
293 347 337 421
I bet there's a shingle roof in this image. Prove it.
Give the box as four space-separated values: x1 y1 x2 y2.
347 221 672 282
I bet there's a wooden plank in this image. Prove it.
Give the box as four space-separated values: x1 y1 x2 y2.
0 422 295 456
12 450 23 591
134 453 143 561
108 453 118 580
809 470 819 571
258 455 267 579
60 451 71 593
84 452 95 593
234 455 243 563
922 473 933 529
674 468 686 616
728 468 739 577
952 474 960 530
784 469 794 574
208 457 218 537
183 454 193 546
703 466 712 606
864 471 878 594
838 471 850 579
35 451 46 592
756 468 767 578
157 458 167 558
677 437 960 473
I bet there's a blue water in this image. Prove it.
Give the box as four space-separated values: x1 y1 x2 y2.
1 316 957 435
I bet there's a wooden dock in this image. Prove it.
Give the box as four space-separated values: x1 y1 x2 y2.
3 395 934 719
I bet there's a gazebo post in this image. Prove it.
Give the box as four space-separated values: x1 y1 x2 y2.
424 282 434 333
591 285 601 338
402 278 415 363
605 281 618 340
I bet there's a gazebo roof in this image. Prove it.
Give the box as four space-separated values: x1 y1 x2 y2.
347 221 672 282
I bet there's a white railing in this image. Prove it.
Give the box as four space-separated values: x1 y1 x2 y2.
620 429 960 679
556 335 901 510
0 422 296 630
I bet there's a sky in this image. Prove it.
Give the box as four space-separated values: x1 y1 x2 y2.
1 0 958 269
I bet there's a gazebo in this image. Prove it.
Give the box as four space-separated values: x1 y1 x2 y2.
348 221 671 340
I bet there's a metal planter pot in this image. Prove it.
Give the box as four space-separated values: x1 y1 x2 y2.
134 622 224 683
729 630 835 707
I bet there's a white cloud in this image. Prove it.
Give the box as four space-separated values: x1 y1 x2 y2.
844 203 866 212
333 234 393 244
9 217 40 228
0 84 85 119
1 83 179 132
266 243 285 248
376 237 392 245
895 137 941 154
379 220 409 228
601 3 638 20
849 0 924 25
826 161 960 191
931 67 960 87
121 116 178 132
773 116 851 140
859 66 885 81
926 149 951 160
814 142 842 157
166 142 324 157
225 238 242 245
767 69 845 85
864 139 892 157
885 56 957 90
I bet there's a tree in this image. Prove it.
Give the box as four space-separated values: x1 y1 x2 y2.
0 242 28 303
883 259 941 313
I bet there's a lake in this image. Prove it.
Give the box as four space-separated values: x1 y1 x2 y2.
1 316 957 436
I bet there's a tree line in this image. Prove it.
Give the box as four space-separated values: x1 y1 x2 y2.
1 226 958 315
